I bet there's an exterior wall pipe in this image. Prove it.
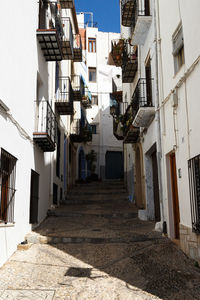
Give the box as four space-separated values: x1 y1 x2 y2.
154 0 165 227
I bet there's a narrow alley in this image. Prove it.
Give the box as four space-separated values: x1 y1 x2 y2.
0 181 200 300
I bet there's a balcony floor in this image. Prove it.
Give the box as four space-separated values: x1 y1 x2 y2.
132 16 152 45
73 49 82 62
33 133 55 152
60 0 74 9
62 41 73 60
55 102 74 115
133 107 155 128
37 29 62 61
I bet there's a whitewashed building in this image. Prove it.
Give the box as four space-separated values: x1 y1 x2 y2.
75 13 124 180
157 0 200 262
113 0 163 222
0 0 81 267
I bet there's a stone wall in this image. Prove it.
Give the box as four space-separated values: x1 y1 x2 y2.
180 224 200 264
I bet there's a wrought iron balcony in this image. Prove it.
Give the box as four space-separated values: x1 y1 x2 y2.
110 77 123 102
132 78 155 128
122 43 138 83
59 0 74 9
122 103 140 143
121 0 134 27
71 75 85 101
132 0 152 45
73 34 82 62
37 2 63 61
81 88 92 108
70 119 92 143
33 100 57 152
112 102 128 141
61 17 74 60
111 39 124 67
55 77 74 115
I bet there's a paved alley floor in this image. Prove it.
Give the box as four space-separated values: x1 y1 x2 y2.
1 181 200 300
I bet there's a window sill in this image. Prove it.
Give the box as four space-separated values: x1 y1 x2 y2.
0 222 15 228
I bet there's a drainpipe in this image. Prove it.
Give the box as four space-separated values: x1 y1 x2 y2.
154 1 165 227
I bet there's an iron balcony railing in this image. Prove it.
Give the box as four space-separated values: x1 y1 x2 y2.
37 1 64 61
188 154 200 234
73 34 83 62
33 100 57 149
71 75 85 99
61 17 74 59
132 78 153 119
56 77 74 104
59 0 74 9
122 43 138 83
132 0 151 29
0 148 17 224
121 0 134 27
111 39 125 67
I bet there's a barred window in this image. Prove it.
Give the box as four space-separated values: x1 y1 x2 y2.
188 154 200 233
0 148 17 223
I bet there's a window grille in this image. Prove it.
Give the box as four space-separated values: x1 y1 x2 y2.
0 148 17 223
188 154 200 233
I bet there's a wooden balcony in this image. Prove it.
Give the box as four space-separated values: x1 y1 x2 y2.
55 77 74 115
121 0 134 27
122 44 138 83
60 0 74 9
73 34 82 62
33 101 57 152
132 78 155 128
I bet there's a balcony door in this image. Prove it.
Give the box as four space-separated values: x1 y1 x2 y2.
39 0 48 29
145 0 150 16
145 57 152 106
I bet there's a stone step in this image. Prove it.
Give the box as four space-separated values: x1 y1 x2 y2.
47 210 137 219
26 232 162 245
61 198 129 205
67 189 127 196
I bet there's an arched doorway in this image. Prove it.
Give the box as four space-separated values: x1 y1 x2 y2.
135 147 145 209
78 148 86 181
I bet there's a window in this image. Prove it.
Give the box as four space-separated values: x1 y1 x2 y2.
0 148 17 223
173 25 184 74
90 125 97 134
188 154 200 233
91 95 98 105
89 67 96 82
88 38 96 53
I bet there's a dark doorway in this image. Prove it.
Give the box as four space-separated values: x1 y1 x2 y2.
53 183 58 205
170 153 180 239
79 149 86 180
29 170 40 224
152 151 161 221
105 151 123 179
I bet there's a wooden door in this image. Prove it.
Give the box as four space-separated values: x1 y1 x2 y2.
170 153 180 239
145 58 152 106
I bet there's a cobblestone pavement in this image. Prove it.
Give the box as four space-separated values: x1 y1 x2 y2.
1 181 200 300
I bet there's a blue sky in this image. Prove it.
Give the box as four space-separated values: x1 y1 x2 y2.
74 0 120 33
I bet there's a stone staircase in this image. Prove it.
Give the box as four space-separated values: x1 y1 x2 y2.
25 181 159 245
